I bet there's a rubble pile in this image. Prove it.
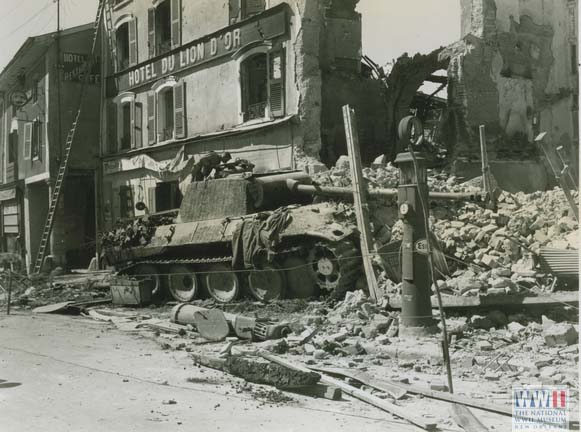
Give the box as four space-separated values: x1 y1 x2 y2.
0 271 112 308
315 155 578 294
430 188 578 294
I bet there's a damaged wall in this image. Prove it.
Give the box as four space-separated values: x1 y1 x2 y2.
443 0 578 168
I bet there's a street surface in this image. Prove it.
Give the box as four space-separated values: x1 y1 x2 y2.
0 312 428 432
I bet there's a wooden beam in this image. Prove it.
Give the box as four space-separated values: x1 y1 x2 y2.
319 374 438 431
307 366 407 400
450 404 490 432
387 291 579 310
260 352 437 431
342 105 381 302
425 74 448 84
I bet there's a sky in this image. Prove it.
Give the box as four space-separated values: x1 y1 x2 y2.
0 0 461 74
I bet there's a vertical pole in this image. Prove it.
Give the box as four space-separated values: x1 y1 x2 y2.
342 105 380 302
6 269 11 315
56 0 62 163
479 125 495 209
478 126 490 194
407 149 454 394
536 134 579 222
556 146 578 191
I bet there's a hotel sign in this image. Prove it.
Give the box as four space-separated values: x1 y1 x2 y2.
114 7 288 93
63 52 101 84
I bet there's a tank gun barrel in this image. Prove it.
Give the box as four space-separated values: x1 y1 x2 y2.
286 179 485 202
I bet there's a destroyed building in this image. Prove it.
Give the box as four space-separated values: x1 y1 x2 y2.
0 24 101 271
99 0 388 228
441 0 579 191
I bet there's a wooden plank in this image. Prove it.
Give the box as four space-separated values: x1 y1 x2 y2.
450 404 489 432
260 352 436 431
278 384 342 400
307 366 407 400
385 380 513 416
342 105 380 301
319 374 438 431
387 292 579 309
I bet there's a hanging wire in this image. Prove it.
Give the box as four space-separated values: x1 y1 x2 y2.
0 0 53 40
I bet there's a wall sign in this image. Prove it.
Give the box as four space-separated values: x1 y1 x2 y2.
9 90 28 107
111 6 288 93
63 52 101 84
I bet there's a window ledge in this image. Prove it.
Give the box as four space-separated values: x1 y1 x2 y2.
112 0 132 11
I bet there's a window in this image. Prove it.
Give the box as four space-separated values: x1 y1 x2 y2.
241 54 268 121
229 0 265 23
148 0 181 58
111 93 142 152
119 185 134 219
242 0 265 19
116 23 130 71
31 119 42 160
120 102 132 149
150 181 182 212
147 78 186 145
158 88 174 141
8 131 17 164
114 17 137 72
31 78 39 103
240 49 285 122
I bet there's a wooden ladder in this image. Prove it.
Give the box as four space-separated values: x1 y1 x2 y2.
32 0 106 274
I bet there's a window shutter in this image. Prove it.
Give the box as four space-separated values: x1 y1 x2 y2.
37 120 43 160
111 29 118 73
148 8 156 58
23 122 32 160
107 101 117 154
147 186 157 213
244 0 265 18
229 0 241 24
128 18 138 66
268 50 285 118
174 81 186 139
134 102 143 148
147 91 156 145
171 0 182 49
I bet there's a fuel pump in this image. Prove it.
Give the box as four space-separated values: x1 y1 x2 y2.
395 116 436 336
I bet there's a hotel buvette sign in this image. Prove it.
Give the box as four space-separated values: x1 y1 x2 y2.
114 7 287 93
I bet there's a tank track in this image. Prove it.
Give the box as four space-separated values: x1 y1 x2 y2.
115 238 362 300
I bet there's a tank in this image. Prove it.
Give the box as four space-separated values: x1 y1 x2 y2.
102 171 362 303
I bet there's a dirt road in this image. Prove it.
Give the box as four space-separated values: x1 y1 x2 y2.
0 312 424 432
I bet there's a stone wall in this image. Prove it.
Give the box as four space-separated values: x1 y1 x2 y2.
443 0 578 171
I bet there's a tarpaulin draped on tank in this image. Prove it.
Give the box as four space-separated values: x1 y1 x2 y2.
231 208 292 270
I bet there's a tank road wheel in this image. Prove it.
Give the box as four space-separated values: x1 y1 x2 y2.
246 263 286 301
308 241 361 298
166 265 199 302
202 263 240 303
130 263 162 300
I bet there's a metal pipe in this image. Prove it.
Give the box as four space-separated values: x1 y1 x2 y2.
286 180 484 202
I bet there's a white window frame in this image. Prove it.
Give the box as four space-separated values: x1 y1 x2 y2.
113 92 136 151
151 76 178 144
114 14 136 72
151 77 177 144
113 0 133 11
31 117 42 161
235 43 272 124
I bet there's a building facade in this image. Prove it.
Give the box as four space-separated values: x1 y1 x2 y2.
443 0 579 168
100 0 387 229
0 24 101 271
